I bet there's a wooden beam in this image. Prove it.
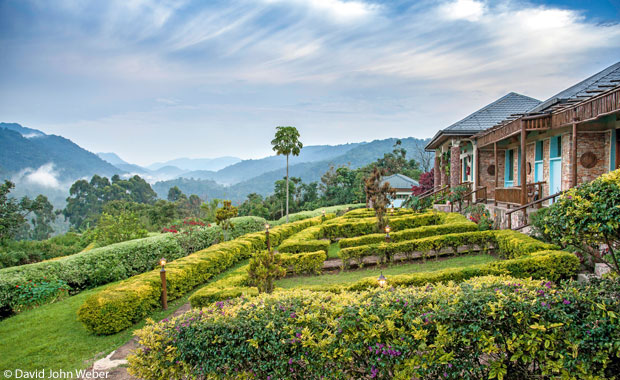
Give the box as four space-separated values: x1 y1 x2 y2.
572 122 578 188
520 120 527 205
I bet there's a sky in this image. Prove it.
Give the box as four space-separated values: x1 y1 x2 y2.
1 0 619 166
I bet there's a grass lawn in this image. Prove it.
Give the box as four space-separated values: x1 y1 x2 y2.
327 242 341 259
276 254 498 288
0 283 192 372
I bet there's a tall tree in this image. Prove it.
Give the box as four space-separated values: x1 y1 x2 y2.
271 126 303 223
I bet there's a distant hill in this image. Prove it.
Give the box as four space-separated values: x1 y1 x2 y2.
153 137 429 202
0 123 122 181
148 157 241 172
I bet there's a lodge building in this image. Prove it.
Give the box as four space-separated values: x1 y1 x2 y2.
425 61 620 228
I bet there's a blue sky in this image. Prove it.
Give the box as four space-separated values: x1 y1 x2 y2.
1 0 619 166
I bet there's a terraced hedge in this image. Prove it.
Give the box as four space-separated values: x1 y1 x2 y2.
277 225 329 254
338 222 478 249
320 212 443 240
190 250 326 308
77 216 331 335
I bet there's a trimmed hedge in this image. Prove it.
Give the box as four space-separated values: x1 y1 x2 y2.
273 204 364 224
341 208 416 219
340 250 579 292
320 213 442 240
338 222 478 249
494 229 558 258
190 250 326 308
129 276 620 380
77 216 329 334
281 250 326 275
277 225 330 254
339 230 496 268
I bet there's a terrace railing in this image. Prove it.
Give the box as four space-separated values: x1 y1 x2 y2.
506 189 564 230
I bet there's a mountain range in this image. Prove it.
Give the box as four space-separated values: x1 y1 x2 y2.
1 122 430 204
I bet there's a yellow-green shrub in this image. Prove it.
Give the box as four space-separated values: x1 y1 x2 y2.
320 213 442 240
77 215 329 335
339 230 496 267
338 222 478 249
277 225 329 254
281 251 326 275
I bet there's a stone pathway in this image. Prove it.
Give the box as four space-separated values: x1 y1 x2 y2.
81 303 191 380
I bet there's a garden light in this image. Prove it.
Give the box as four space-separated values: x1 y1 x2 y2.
385 225 391 243
378 273 387 287
160 258 168 310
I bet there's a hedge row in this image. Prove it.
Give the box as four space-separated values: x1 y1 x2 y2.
320 213 442 240
340 208 415 219
277 225 329 254
494 229 558 258
338 222 478 249
339 250 579 292
339 230 496 268
129 276 619 380
77 216 329 335
273 204 364 224
189 250 327 308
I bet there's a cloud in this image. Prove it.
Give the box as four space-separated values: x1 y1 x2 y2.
12 163 62 189
1 0 619 164
440 0 486 21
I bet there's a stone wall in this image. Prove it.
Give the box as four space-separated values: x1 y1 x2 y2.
478 149 505 200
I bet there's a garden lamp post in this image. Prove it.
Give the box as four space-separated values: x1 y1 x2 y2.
385 225 391 243
265 223 271 253
322 209 326 221
160 258 168 310
378 272 387 287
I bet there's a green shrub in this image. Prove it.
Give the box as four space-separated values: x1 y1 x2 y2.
189 265 256 308
129 276 620 380
229 216 268 238
339 230 496 267
494 229 557 258
94 211 148 247
531 168 620 274
247 250 286 294
272 204 364 224
277 225 329 254
338 222 478 249
76 216 328 334
281 250 326 275
320 213 442 240
0 232 90 269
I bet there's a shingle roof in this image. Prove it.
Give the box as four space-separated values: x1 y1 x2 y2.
381 173 419 189
444 92 542 132
425 92 541 150
529 62 620 113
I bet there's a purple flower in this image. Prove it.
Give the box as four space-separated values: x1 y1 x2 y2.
288 359 293 365
290 313 297 318
563 299 571 305
296 332 302 338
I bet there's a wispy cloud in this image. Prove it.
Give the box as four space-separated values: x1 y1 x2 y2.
0 0 618 164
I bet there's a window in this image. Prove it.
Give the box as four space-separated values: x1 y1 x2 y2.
550 136 562 159
535 141 543 161
507 149 514 181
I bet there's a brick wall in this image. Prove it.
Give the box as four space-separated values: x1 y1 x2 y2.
478 149 505 199
561 133 571 190
434 154 441 189
576 131 611 184
450 144 461 188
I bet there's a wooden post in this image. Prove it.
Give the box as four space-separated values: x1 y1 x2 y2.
520 120 527 205
494 142 498 206
571 121 578 188
160 269 167 310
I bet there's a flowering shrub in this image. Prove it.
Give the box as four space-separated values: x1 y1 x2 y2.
12 278 69 311
410 169 434 196
464 203 495 231
532 168 620 275
128 276 620 380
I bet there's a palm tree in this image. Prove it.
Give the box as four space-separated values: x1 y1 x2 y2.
271 126 303 223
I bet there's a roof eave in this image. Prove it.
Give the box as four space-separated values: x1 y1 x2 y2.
424 130 479 151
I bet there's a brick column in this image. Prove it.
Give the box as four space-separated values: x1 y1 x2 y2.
434 153 441 189
450 142 461 188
